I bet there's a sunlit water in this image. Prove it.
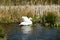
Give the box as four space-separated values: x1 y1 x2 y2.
1 23 60 40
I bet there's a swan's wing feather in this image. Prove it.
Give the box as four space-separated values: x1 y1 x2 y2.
19 22 26 25
22 16 29 22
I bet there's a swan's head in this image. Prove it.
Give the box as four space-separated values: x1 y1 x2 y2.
29 17 32 20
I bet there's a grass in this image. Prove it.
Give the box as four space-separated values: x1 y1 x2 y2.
32 11 60 28
40 11 59 28
0 25 5 38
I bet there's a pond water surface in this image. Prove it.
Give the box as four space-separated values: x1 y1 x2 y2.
1 23 60 40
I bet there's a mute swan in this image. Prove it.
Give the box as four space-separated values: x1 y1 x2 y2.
19 16 32 25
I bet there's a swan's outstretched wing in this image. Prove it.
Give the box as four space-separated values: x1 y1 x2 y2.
22 16 29 22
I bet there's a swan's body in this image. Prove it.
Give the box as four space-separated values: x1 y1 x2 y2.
20 22 32 25
19 16 32 25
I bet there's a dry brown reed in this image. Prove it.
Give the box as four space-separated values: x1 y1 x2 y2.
0 6 35 23
0 5 59 23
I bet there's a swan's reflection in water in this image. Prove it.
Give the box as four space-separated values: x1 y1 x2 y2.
21 26 32 34
21 25 32 40
7 24 33 40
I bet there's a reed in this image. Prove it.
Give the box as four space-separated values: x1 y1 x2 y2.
0 5 60 24
0 6 35 23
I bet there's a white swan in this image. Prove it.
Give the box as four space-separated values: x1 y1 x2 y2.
19 16 32 25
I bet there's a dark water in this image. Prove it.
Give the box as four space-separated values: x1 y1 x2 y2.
1 23 60 40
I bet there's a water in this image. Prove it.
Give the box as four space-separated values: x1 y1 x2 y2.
1 23 60 40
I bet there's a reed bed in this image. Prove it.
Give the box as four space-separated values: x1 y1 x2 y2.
0 5 60 23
